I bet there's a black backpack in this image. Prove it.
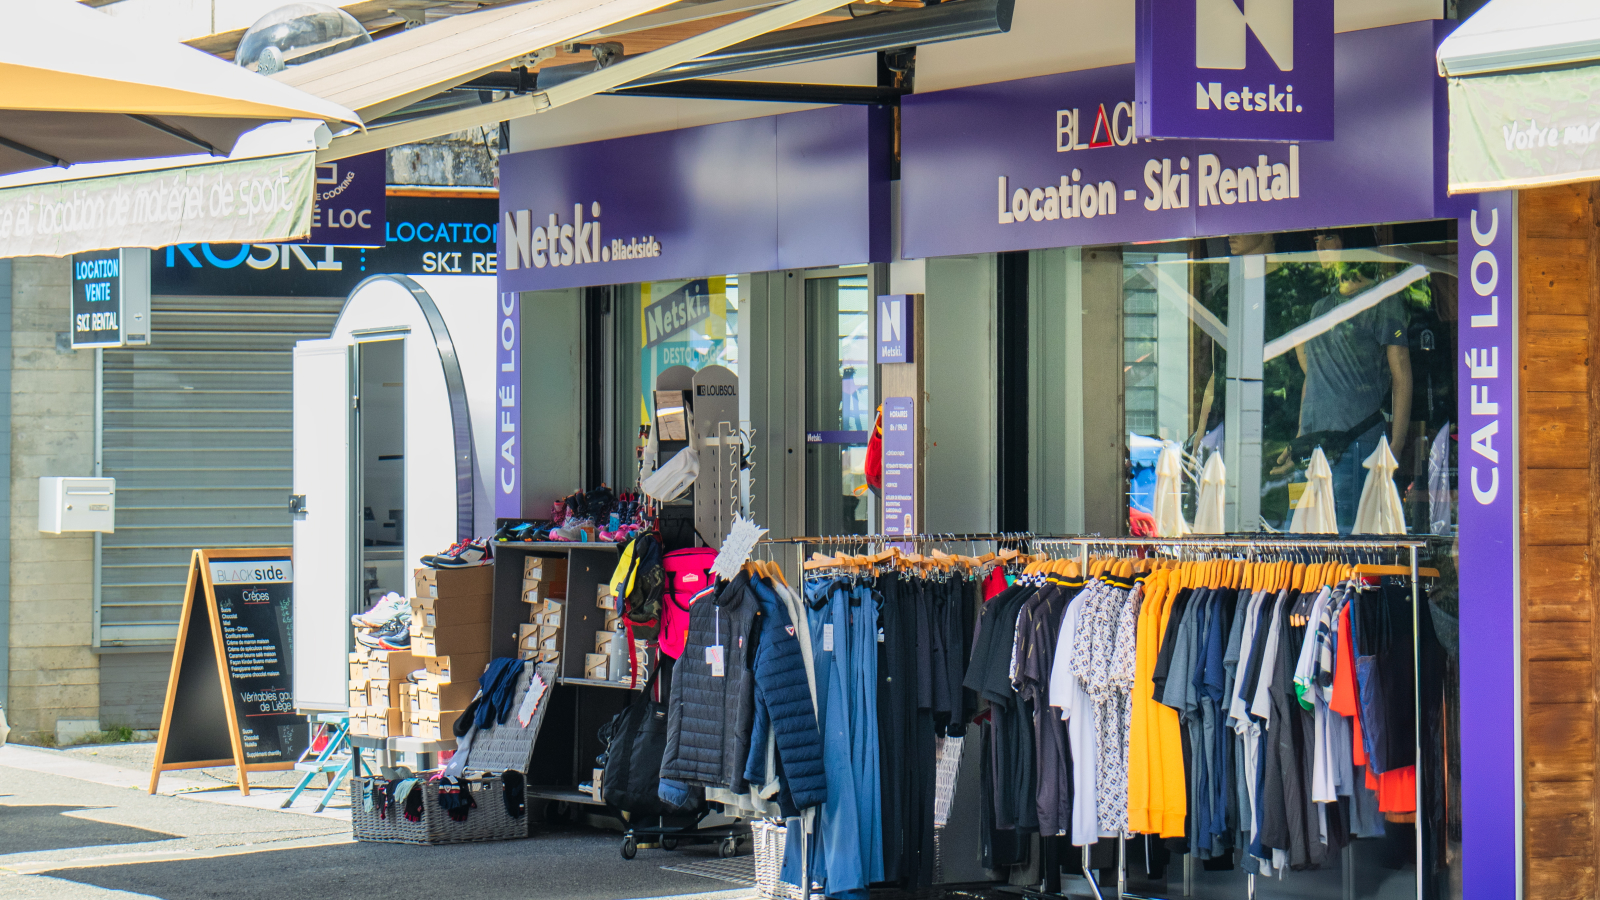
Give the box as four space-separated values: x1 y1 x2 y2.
617 532 666 627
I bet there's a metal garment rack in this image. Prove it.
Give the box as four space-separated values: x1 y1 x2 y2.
761 531 1031 900
1033 536 1430 900
759 531 1040 545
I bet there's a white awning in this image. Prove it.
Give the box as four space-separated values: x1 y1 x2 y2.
0 0 359 177
282 0 857 162
1437 0 1600 76
1440 0 1600 192
273 0 686 123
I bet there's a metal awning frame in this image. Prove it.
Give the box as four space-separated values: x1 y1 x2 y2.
316 0 859 162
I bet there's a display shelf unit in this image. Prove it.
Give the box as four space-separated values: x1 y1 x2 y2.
489 537 637 812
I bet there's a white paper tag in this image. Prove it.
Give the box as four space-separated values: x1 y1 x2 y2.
706 645 725 677
877 628 885 643
823 623 835 652
517 673 549 727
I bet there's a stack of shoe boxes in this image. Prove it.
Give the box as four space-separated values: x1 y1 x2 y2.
518 557 567 665
408 566 494 741
354 647 420 737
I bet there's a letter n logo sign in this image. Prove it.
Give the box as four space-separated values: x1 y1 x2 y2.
876 294 914 364
1195 0 1293 71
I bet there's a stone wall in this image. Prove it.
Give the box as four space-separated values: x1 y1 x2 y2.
6 257 97 739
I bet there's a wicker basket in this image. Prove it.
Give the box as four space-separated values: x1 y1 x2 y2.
350 775 527 845
752 820 806 900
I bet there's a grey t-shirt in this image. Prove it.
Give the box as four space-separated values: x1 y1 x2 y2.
1298 290 1408 435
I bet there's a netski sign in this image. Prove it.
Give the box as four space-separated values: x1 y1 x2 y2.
901 22 1452 260
497 105 889 293
1136 0 1334 141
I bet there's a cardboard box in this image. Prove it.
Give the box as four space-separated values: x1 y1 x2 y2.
585 653 609 680
536 649 559 664
522 556 568 586
410 592 492 629
412 708 466 742
410 622 491 657
595 630 617 652
369 709 403 737
414 565 494 599
367 650 422 682
424 653 490 682
416 678 478 713
596 585 617 610
370 679 400 708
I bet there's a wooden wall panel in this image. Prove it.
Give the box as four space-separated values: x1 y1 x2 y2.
1520 182 1600 900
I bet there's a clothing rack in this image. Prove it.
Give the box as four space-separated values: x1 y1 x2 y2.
759 532 1039 545
1030 535 1432 900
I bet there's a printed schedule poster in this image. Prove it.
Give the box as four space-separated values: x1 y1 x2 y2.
208 557 306 765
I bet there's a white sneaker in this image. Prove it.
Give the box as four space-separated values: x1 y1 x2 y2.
352 591 409 628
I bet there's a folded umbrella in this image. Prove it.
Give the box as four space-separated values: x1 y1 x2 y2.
1290 446 1338 534
1192 452 1226 534
1153 441 1190 538
1353 435 1406 534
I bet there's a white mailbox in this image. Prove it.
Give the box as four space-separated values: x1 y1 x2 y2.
39 477 116 534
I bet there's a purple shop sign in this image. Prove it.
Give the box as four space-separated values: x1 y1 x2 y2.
310 151 385 247
495 291 520 520
1457 191 1516 900
901 21 1451 260
1135 0 1334 141
881 397 915 537
876 294 914 364
498 105 889 293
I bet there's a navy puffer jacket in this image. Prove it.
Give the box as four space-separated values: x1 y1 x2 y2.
661 570 758 793
744 578 826 811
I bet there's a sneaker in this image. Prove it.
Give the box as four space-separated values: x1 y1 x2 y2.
433 537 492 568
421 538 478 567
356 617 411 650
352 592 409 628
421 539 466 567
377 621 412 651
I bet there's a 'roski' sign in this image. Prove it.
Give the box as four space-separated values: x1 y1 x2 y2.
1136 0 1334 142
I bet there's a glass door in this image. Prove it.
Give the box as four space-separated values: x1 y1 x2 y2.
804 270 872 536
355 337 406 607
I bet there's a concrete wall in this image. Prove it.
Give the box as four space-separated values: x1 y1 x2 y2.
6 257 97 740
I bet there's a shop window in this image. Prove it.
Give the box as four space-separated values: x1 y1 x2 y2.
804 272 872 536
1119 223 1458 537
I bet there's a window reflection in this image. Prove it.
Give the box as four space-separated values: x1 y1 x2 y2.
1121 222 1458 536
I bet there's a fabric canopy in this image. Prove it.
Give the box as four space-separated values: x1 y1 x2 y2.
1439 0 1600 193
0 0 359 177
275 0 685 123
1437 0 1600 77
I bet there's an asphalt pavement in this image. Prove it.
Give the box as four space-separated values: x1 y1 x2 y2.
0 742 754 900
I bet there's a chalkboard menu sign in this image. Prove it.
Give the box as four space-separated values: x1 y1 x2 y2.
150 549 308 795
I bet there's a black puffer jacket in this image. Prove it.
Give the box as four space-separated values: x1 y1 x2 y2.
660 570 759 792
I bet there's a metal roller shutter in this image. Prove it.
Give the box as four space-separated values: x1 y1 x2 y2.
97 295 344 646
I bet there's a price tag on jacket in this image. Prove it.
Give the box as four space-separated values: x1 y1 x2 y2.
706 644 725 677
823 623 835 652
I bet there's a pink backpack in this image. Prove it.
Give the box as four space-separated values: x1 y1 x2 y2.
658 547 718 659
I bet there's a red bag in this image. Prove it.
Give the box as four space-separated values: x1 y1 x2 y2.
658 547 718 659
864 406 884 494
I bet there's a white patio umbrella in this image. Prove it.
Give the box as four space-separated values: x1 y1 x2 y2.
1353 435 1406 534
1290 446 1338 534
1153 442 1191 538
1192 452 1227 534
0 0 360 176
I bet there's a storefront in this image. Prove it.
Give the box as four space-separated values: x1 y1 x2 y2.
480 14 1510 900
96 190 498 729
887 19 1501 900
